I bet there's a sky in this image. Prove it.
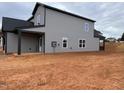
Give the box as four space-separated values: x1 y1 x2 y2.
0 2 124 39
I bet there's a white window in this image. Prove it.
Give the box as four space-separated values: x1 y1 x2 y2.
37 15 41 25
84 23 89 32
79 39 86 48
62 37 68 48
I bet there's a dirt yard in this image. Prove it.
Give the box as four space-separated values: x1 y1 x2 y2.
0 43 124 90
0 52 124 89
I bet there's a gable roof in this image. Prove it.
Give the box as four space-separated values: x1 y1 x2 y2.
29 2 96 22
2 17 33 32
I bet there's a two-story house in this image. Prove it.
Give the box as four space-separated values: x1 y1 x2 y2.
2 2 102 55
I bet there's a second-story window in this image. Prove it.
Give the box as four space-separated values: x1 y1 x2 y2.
37 15 41 25
84 23 89 32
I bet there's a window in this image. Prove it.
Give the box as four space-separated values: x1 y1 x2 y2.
84 23 89 32
37 15 41 25
79 39 86 48
62 37 68 48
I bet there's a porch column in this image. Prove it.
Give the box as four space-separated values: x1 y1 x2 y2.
2 28 4 51
42 34 45 53
5 32 7 54
43 34 45 53
103 39 105 51
18 30 21 55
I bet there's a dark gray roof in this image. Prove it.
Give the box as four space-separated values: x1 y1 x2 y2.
2 17 33 32
28 2 96 22
94 29 105 40
28 16 34 21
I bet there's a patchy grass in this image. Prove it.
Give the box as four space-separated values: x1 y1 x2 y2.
0 43 123 90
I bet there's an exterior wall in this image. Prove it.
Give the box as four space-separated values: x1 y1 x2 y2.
6 32 39 53
7 33 18 53
21 34 39 53
5 6 99 54
34 6 45 26
44 8 99 53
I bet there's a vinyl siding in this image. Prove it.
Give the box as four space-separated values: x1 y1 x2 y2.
44 8 99 53
6 32 39 53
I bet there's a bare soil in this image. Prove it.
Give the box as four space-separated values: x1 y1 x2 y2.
0 43 124 90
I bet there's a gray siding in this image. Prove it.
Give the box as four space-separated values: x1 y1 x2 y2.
5 5 99 54
44 8 99 53
7 32 39 53
34 6 45 26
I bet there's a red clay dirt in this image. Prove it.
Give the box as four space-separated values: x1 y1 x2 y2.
0 43 123 90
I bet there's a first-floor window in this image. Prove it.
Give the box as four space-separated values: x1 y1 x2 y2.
62 37 68 48
79 39 86 48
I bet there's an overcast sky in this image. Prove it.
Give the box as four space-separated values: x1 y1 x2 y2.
0 2 124 38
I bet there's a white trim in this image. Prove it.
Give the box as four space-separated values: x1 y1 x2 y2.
78 39 86 48
84 23 89 32
62 37 68 48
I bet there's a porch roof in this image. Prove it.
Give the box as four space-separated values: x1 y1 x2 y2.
16 26 45 34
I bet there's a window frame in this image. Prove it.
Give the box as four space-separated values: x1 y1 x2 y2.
84 23 89 32
62 37 68 48
78 39 86 48
37 14 41 25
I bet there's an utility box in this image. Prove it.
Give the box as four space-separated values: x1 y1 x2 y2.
51 41 57 48
51 41 57 53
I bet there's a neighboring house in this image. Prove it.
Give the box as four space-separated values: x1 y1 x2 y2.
120 33 124 42
2 2 104 55
106 37 116 42
117 33 124 42
94 30 105 50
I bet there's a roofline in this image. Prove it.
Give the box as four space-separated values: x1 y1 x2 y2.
94 29 103 34
3 17 28 22
31 2 96 22
28 16 34 21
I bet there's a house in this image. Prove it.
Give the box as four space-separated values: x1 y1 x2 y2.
94 29 105 50
2 2 104 55
106 37 116 42
120 33 124 42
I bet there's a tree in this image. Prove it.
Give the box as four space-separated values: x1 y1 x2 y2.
121 33 124 41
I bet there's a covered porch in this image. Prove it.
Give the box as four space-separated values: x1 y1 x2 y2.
17 28 45 55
